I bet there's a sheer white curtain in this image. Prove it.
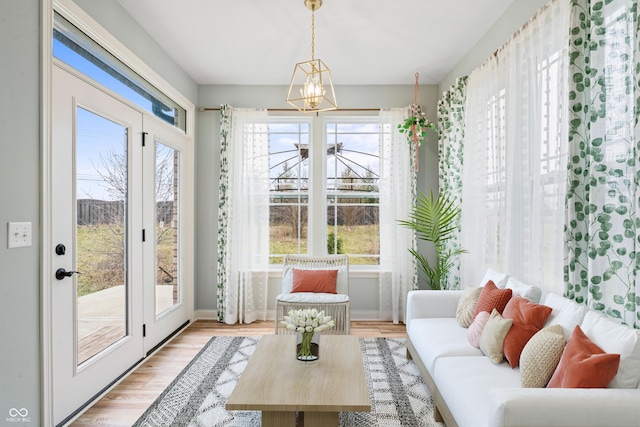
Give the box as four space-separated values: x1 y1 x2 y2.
217 106 270 324
379 107 418 323
461 0 570 296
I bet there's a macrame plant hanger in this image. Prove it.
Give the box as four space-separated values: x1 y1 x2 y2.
410 72 423 171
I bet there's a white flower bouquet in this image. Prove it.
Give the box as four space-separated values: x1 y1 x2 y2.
281 308 335 360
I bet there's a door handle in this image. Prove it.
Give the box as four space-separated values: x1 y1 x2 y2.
55 268 82 280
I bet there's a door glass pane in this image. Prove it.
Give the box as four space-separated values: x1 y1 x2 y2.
76 107 128 365
156 142 180 316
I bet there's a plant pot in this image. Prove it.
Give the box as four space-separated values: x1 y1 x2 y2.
296 331 320 362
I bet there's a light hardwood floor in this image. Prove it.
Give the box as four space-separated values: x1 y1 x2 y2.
70 320 406 426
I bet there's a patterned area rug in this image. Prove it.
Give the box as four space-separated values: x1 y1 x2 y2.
133 336 443 427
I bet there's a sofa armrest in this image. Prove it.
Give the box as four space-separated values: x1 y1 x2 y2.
405 290 463 323
488 388 640 427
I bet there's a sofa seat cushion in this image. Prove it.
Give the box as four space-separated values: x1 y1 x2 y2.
407 318 483 373
434 356 521 427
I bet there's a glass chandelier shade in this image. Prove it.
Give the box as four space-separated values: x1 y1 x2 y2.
286 0 337 112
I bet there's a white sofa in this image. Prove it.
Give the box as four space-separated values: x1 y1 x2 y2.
405 271 640 427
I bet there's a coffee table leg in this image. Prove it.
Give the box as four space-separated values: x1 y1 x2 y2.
303 411 338 427
262 411 296 427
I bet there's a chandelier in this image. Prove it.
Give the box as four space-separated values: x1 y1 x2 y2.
286 0 337 113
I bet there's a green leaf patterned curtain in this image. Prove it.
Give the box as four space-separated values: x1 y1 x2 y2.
216 105 270 324
217 105 230 321
437 77 467 290
566 0 640 327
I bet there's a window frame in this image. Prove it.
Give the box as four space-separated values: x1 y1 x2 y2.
267 115 381 270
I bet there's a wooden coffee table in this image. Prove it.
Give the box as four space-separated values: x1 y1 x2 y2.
226 334 370 427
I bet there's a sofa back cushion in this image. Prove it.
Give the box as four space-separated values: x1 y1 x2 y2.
480 268 509 288
543 293 586 340
580 311 640 389
505 277 542 303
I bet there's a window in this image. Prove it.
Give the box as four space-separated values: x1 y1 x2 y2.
461 0 569 295
268 117 380 266
53 12 186 132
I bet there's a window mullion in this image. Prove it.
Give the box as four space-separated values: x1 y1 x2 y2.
308 116 326 256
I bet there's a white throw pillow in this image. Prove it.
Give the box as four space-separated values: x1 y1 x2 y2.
581 311 640 389
505 277 542 303
543 293 586 340
480 268 509 289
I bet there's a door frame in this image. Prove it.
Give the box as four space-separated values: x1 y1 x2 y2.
41 1 195 425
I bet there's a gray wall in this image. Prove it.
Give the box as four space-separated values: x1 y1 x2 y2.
439 0 549 93
0 1 41 425
194 84 440 316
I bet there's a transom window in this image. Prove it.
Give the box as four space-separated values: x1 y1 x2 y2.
52 12 186 132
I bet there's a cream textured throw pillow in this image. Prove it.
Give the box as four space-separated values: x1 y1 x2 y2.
520 324 566 388
456 287 482 327
479 309 513 363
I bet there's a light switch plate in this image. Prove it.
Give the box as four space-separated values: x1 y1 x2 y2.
8 222 32 248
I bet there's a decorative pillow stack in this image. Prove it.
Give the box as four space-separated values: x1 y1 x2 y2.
456 275 514 352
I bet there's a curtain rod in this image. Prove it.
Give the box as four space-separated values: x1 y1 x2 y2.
199 107 381 112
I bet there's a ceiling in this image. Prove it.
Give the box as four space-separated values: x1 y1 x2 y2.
115 0 517 86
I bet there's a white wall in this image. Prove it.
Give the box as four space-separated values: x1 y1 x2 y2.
194 84 440 318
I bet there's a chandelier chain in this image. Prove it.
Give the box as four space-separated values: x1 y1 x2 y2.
311 9 315 60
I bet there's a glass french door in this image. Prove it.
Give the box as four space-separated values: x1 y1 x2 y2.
142 117 190 353
51 64 191 424
51 65 144 425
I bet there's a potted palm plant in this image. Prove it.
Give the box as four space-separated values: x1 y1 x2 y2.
398 191 466 290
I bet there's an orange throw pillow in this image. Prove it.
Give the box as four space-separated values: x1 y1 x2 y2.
502 296 553 368
472 280 513 319
547 325 620 388
291 269 338 294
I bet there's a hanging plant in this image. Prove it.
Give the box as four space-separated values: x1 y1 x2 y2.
398 107 437 147
398 73 437 171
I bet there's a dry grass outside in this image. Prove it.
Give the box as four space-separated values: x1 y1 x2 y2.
76 224 174 296
269 223 379 265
